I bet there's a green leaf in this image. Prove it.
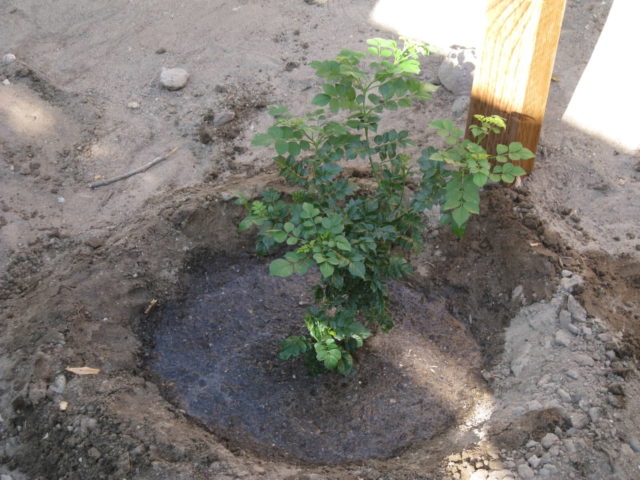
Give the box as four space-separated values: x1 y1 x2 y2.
275 139 289 156
348 261 366 279
293 258 313 275
270 258 293 277
273 230 287 243
288 142 301 156
251 133 274 147
315 341 341 370
496 144 508 155
312 93 331 106
452 207 470 227
280 336 311 360
284 222 295 233
319 262 334 278
473 173 488 187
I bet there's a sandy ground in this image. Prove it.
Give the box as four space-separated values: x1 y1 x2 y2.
1 0 639 479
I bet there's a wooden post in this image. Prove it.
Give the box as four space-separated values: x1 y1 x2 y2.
466 0 566 174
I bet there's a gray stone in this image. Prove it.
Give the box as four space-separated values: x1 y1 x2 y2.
438 47 477 95
574 353 595 366
50 374 66 394
557 388 572 403
1 53 16 65
160 67 189 90
569 412 589 429
558 309 572 328
560 274 584 293
516 464 535 479
588 407 601 422
566 369 579 379
567 295 587 322
567 323 581 335
561 269 573 277
554 329 572 347
541 433 559 449
213 111 235 127
527 454 541 468
2 79 10 86
452 95 470 118
628 439 640 453
127 101 140 109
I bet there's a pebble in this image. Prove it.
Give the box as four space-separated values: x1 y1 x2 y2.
452 95 470 118
566 369 579 379
1 474 14 480
159 67 189 90
56 196 65 204
567 295 587 322
557 388 572 403
574 353 595 367
50 374 66 394
127 101 140 109
628 439 640 453
541 433 559 449
213 111 235 127
516 464 535 479
438 47 477 95
567 323 581 335
85 237 105 249
588 407 601 422
561 269 573 277
569 412 589 429
470 470 489 480
2 53 16 65
527 454 541 468
554 329 572 347
558 309 572 328
2 79 10 86
560 274 584 293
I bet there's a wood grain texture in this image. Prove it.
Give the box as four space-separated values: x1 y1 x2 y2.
466 0 566 173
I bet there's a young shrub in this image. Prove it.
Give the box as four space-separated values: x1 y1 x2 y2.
239 38 532 375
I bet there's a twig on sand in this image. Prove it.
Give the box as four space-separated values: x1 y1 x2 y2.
89 147 179 189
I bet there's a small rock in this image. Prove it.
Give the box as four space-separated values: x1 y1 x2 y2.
628 439 640 453
2 53 16 65
56 196 65 204
127 101 140 109
452 95 470 118
1 474 14 480
470 470 489 480
588 407 601 422
159 67 189 91
554 329 572 347
569 412 589 429
155 47 167 54
85 236 105 249
565 369 579 380
527 455 541 468
558 309 572 328
213 111 235 127
438 47 477 95
608 383 625 396
560 275 584 293
88 447 102 459
567 295 587 322
50 374 66 394
557 388 572 403
516 464 535 479
567 323 580 335
561 269 573 277
574 353 595 367
541 433 559 449
2 79 10 86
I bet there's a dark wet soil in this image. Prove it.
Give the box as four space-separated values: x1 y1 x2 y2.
146 255 487 464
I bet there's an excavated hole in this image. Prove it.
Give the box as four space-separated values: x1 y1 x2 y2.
144 253 488 464
141 188 559 465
